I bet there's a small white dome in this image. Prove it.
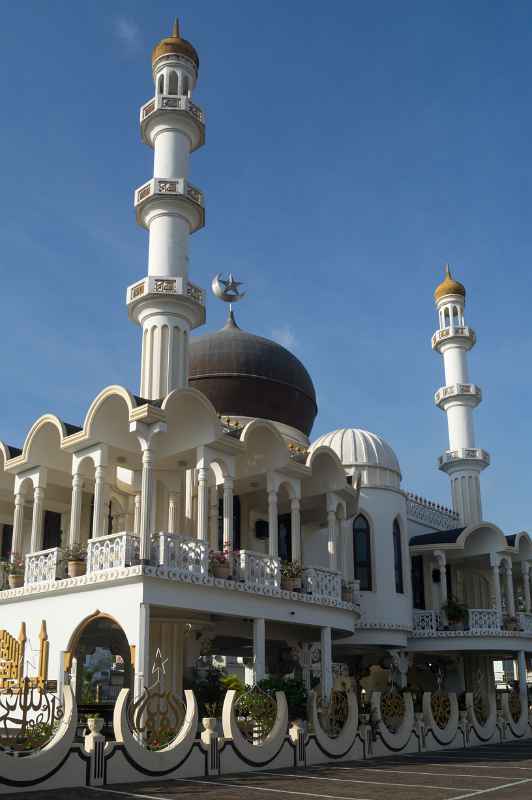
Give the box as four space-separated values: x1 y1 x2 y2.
311 428 401 489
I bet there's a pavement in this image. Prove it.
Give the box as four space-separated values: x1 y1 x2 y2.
5 740 532 800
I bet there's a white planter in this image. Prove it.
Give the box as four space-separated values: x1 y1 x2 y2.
87 717 105 734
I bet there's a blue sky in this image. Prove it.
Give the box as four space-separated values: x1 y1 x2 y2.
1 1 531 532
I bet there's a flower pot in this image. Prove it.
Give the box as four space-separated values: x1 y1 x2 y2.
68 560 86 578
202 716 218 734
8 575 23 589
87 717 105 734
342 590 353 603
282 576 302 592
213 564 231 579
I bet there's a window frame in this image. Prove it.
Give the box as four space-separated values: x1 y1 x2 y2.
393 517 404 594
353 513 373 591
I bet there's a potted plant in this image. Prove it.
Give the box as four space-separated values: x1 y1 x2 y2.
442 596 468 630
6 555 24 589
281 561 303 592
342 580 354 602
63 545 87 578
503 614 521 632
209 550 232 579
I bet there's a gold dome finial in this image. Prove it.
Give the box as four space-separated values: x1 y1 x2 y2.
434 263 466 302
152 18 199 70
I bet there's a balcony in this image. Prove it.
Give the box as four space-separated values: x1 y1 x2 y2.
434 383 482 409
412 608 532 638
133 177 205 232
0 535 358 614
438 448 490 470
431 325 476 351
139 95 205 150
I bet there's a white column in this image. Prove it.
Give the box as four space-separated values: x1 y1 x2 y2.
434 550 448 608
522 563 531 614
223 477 234 551
68 474 84 548
196 466 209 541
268 489 278 558
291 497 301 564
518 650 528 703
490 558 503 619
327 509 338 572
134 492 142 536
11 493 26 559
209 486 219 549
185 469 194 535
505 559 516 616
253 618 266 684
135 603 151 703
168 491 179 533
30 486 46 553
92 465 108 539
139 448 155 562
320 626 333 702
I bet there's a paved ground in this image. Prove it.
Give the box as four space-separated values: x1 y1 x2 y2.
6 740 532 800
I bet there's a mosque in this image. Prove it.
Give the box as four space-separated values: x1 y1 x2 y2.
0 19 530 733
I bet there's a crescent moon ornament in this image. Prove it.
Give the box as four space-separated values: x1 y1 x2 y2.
211 273 246 307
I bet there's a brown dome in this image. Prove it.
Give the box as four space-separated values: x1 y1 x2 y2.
434 264 466 302
152 19 199 69
189 312 318 436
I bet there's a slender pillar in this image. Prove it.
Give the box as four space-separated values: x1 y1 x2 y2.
209 486 219 549
185 469 194 536
139 448 155 562
223 478 234 551
291 497 301 564
196 466 209 541
135 603 151 704
268 489 278 558
134 492 142 536
68 474 84 548
327 509 338 571
522 563 531 614
92 465 108 539
168 491 179 533
504 559 516 617
320 626 333 702
434 550 448 608
517 650 528 703
11 493 26 559
30 486 46 553
253 618 266 684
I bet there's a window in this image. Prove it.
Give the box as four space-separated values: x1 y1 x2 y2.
158 74 164 94
168 71 178 95
181 75 189 96
393 518 404 593
353 514 372 591
278 513 292 562
43 511 62 550
411 554 425 609
1 525 13 560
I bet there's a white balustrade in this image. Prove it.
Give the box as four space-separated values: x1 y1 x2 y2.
87 532 139 573
25 547 64 585
302 566 342 600
236 550 280 588
517 612 532 633
468 608 501 632
152 532 208 576
413 609 442 633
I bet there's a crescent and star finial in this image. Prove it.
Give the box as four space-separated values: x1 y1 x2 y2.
211 273 246 311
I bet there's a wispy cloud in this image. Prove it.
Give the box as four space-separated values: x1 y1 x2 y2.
113 17 142 54
271 325 298 350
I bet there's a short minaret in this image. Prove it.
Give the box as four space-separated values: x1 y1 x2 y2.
432 265 489 525
127 20 206 400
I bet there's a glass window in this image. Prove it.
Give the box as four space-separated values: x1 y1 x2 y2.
353 514 372 591
393 518 404 593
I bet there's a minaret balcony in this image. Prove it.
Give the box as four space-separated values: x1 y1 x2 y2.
134 177 205 232
434 383 482 409
140 95 205 151
126 275 206 327
431 325 476 351
438 447 490 471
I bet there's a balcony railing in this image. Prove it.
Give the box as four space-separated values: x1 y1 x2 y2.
25 547 64 585
87 532 139 574
413 608 513 635
303 566 342 600
235 550 280 589
0 562 7 590
518 612 532 633
151 532 208 577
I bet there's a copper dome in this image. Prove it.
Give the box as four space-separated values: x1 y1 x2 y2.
189 312 318 436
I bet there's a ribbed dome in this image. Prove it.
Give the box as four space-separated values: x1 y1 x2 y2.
152 19 199 69
189 312 318 436
311 428 401 489
434 264 466 302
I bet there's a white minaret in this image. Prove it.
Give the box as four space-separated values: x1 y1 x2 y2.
432 265 489 525
127 20 206 400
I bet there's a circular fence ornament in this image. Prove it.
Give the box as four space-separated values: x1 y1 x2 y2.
381 689 405 733
234 685 277 744
0 678 64 753
431 691 451 729
316 689 349 738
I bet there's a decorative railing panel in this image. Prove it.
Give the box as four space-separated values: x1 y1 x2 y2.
152 532 208 576
518 612 532 632
236 550 280 588
0 562 7 591
406 493 459 530
468 608 501 632
303 566 342 600
413 610 441 633
25 547 64 585
87 532 139 573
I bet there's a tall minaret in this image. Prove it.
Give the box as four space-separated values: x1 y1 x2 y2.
127 20 206 400
432 265 489 525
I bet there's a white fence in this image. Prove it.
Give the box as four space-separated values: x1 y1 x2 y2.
25 547 64 585
87 532 139 573
235 550 280 588
152 532 208 576
303 566 342 600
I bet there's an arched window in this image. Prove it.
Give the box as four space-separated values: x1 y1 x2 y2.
181 75 189 96
157 73 164 95
353 514 372 591
168 71 178 95
393 518 404 593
